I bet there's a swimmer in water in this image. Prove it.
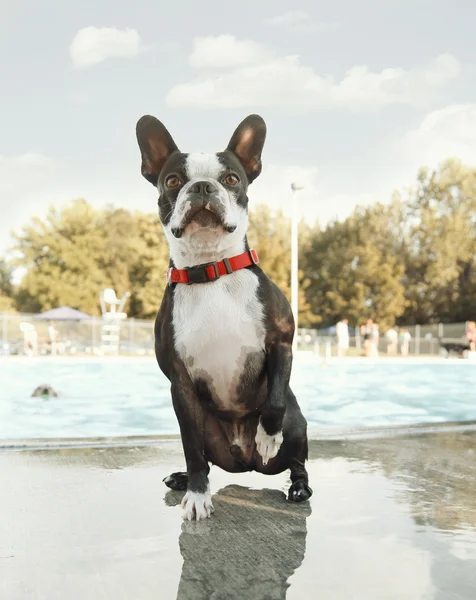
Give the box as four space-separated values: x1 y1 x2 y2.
31 384 58 398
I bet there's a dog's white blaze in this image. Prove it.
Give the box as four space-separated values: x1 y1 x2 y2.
173 269 266 410
181 487 214 521
185 153 224 180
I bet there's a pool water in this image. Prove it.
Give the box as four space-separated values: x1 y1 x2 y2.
0 355 474 440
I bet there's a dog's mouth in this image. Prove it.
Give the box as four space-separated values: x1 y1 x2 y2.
171 207 236 238
187 206 221 228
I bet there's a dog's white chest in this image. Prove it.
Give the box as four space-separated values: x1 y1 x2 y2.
172 270 266 409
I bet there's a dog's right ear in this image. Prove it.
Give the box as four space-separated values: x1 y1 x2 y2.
136 116 179 186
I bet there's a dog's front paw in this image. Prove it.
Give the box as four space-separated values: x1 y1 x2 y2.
255 420 283 465
163 471 188 491
288 480 313 502
181 490 214 521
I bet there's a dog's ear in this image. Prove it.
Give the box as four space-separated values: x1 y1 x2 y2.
226 114 266 183
136 116 179 186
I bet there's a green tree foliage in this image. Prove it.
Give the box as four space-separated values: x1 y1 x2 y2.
14 200 112 314
0 258 15 311
128 212 169 318
248 206 291 296
4 158 476 326
248 206 319 326
13 199 168 317
304 202 407 329
397 159 476 323
302 159 476 328
0 258 13 297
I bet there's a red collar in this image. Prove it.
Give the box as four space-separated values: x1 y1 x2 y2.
167 249 259 285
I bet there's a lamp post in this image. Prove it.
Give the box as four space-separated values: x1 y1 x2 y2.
291 182 304 354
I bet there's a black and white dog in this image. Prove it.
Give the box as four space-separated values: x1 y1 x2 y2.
136 114 312 520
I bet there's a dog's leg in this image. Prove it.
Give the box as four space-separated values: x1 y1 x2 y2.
255 343 291 465
282 391 313 502
254 390 313 501
169 379 214 521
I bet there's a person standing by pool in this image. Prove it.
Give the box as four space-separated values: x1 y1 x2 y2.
336 318 350 357
20 322 38 356
466 321 476 352
361 318 377 357
48 321 58 356
385 327 398 355
399 329 412 357
371 321 380 357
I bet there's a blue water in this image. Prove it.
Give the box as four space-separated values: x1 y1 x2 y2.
0 355 475 440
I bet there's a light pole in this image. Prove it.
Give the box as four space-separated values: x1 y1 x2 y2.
291 182 304 354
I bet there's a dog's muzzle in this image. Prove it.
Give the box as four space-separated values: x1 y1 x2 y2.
171 180 234 238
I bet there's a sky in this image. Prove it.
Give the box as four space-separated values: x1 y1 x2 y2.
1 0 476 254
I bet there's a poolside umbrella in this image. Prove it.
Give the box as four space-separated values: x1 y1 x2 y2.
35 306 92 321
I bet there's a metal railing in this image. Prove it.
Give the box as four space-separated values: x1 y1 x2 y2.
0 311 470 357
1 312 155 356
298 323 470 357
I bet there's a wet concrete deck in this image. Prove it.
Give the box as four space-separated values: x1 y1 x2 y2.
1 425 476 599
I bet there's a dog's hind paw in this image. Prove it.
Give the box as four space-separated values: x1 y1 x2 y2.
255 420 283 466
181 490 214 521
288 480 313 502
163 472 188 491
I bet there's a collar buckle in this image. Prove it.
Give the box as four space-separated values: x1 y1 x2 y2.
186 261 220 285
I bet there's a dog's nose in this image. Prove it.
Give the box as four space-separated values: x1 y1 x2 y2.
189 181 215 195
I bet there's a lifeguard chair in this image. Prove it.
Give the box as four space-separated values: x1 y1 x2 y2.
99 288 130 355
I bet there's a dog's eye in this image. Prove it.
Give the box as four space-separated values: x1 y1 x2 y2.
165 175 181 189
224 174 239 186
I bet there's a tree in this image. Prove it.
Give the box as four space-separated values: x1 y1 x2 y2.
248 205 320 326
399 159 476 323
248 205 291 297
12 199 170 318
0 258 13 296
297 220 322 327
14 199 111 314
304 202 407 329
128 212 169 318
0 258 15 311
9 159 476 326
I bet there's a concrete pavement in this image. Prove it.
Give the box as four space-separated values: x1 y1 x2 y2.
1 424 476 599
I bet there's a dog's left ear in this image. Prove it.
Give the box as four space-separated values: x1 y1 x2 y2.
136 115 179 186
226 114 266 183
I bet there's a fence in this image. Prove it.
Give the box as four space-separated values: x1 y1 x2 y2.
298 322 469 357
1 312 155 357
0 311 470 357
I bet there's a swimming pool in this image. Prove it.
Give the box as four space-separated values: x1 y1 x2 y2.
0 355 474 440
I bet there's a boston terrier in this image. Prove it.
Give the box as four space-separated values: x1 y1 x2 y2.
136 114 312 520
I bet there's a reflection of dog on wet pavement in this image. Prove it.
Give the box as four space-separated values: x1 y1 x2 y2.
165 485 310 599
136 114 312 521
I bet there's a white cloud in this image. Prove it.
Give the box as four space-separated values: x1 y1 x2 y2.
264 10 338 33
400 103 476 165
166 41 461 111
189 35 272 69
70 26 143 69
